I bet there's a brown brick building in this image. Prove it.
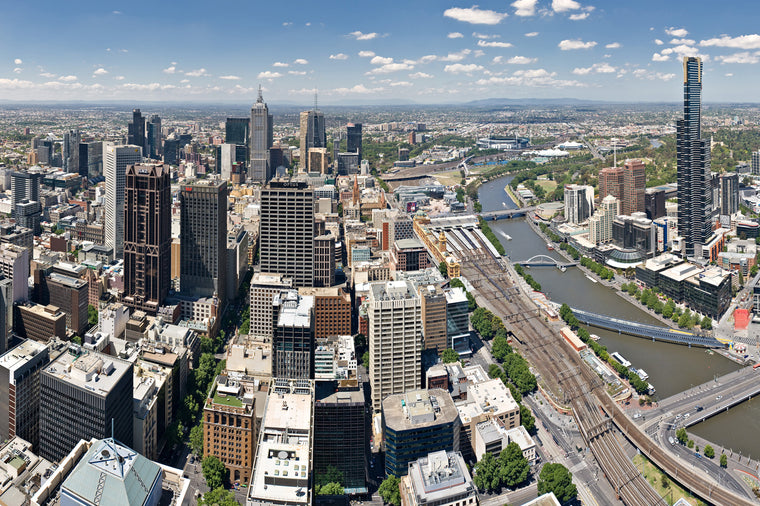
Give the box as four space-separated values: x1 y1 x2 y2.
299 286 352 339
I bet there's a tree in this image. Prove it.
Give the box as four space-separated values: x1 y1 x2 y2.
441 348 459 364
720 454 728 467
491 334 512 362
71 335 82 345
378 475 401 506
676 427 688 445
450 278 465 289
199 488 238 506
354 333 367 351
189 424 204 456
660 473 669 489
87 304 98 327
362 351 370 369
316 482 345 495
520 404 536 434
704 445 715 458
701 316 713 330
687 440 694 449
473 452 500 493
678 312 691 329
202 456 227 490
439 261 448 278
537 463 577 504
500 442 530 488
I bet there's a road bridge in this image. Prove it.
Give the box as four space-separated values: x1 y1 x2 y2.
479 206 536 220
569 307 724 348
514 255 576 268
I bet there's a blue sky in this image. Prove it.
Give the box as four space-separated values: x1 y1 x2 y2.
1 0 759 104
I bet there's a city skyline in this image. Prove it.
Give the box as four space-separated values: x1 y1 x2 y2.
1 1 760 103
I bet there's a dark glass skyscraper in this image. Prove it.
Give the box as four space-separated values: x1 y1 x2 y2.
225 117 250 146
128 108 146 149
347 122 362 160
677 57 713 258
146 114 162 159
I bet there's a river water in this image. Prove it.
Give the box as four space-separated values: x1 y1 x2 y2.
478 175 759 456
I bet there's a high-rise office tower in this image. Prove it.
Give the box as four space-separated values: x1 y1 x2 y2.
123 164 171 313
299 109 326 171
104 144 143 259
752 151 760 176
250 88 273 183
588 195 621 245
11 170 42 217
79 141 103 179
347 122 362 160
720 173 739 216
272 290 315 379
259 181 315 288
146 114 162 159
368 280 422 411
677 57 713 258
127 108 146 149
62 129 80 173
226 117 250 146
622 159 646 215
563 184 594 224
180 180 228 302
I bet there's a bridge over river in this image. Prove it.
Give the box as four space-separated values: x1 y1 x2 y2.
479 206 536 220
514 255 577 269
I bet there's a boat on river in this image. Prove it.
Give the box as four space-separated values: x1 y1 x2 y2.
585 274 597 283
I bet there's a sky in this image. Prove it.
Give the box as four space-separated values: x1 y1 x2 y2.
1 0 760 104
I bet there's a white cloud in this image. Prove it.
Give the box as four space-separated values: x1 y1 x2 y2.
448 32 464 39
358 51 375 58
715 52 760 64
112 10 122 14
40 72 56 78
333 84 384 94
476 68 584 88
660 44 706 59
329 53 349 60
219 75 241 80
700 34 760 50
669 38 695 46
633 69 676 81
13 68 21 74
288 70 307 75
185 68 209 77
293 58 309 65
443 6 508 25
654 39 664 45
438 49 472 62
506 55 538 64
665 27 689 38
14 58 22 65
552 0 581 12
349 31 378 40
180 79 189 83
390 81 413 87
725 73 734 77
472 32 499 39
366 62 414 74
477 40 513 48
115 76 125 80
652 52 670 62
569 12 590 20
444 63 484 74
163 66 176 74
605 42 621 49
282 22 293 26
258 71 282 79
305 22 311 26
558 39 597 50
512 0 538 16
525 32 539 37
409 72 433 79
273 62 289 67
370 55 394 65
92 68 108 77
58 75 77 82
572 62 616 74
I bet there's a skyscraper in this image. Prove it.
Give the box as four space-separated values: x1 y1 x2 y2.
720 173 739 216
104 144 143 259
127 108 146 150
259 181 315 288
677 57 713 258
250 88 273 183
62 129 80 173
564 184 594 224
752 150 760 176
11 170 42 216
347 122 362 160
622 158 646 215
123 164 171 313
299 109 326 171
226 117 250 146
272 290 314 379
146 114 162 159
179 180 228 302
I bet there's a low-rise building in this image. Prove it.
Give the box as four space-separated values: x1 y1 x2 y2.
456 378 520 459
16 303 67 343
400 450 477 506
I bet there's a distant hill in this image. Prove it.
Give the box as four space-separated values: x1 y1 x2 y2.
464 97 613 106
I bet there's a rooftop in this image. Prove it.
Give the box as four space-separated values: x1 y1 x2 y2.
643 253 683 272
47 272 87 289
395 238 424 250
661 262 702 282
383 388 458 431
408 451 474 502
43 347 132 396
251 272 293 287
457 378 519 424
273 291 313 329
0 339 48 375
369 279 418 302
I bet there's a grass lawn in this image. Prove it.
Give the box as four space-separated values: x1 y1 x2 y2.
632 454 705 506
213 392 243 408
535 179 558 192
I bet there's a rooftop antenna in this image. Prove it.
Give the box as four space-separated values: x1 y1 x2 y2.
314 89 319 111
614 142 617 167
257 84 263 102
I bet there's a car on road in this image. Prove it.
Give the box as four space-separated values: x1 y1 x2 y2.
716 395 723 400
683 413 690 419
695 452 702 459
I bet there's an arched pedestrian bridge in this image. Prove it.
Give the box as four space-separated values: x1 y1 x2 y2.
514 255 577 268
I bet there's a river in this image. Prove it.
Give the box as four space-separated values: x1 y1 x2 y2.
478 175 760 457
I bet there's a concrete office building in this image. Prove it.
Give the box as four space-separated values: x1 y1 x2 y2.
10 170 42 218
249 273 293 339
0 243 29 303
299 110 326 171
105 144 143 259
0 279 11 354
368 280 422 411
588 195 620 246
383 389 460 477
752 150 760 176
247 379 314 506
44 273 88 335
259 181 315 288
564 184 594 224
203 375 258 486
272 290 314 379
314 381 368 494
0 340 50 450
123 164 171 314
15 200 41 235
314 234 336 287
457 378 520 459
250 89 273 183
720 172 739 216
39 348 133 462
180 180 228 302
16 304 66 343
400 451 477 506
133 374 159 460
419 285 447 354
